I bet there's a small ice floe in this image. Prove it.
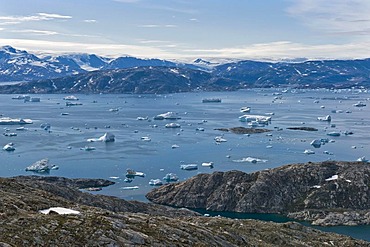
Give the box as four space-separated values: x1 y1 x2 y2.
357 156 369 162
201 162 214 168
202 98 221 103
163 173 179 182
320 105 325 109
325 175 338 181
121 186 139 190
63 95 79 101
232 157 267 163
125 169 145 178
196 127 205 131
180 164 198 170
141 136 151 142
3 132 17 137
87 132 115 142
239 114 272 123
3 142 15 151
353 101 366 107
303 149 315 154
109 176 119 179
323 151 333 155
266 145 273 149
137 116 148 121
171 144 180 149
16 126 27 131
240 107 251 113
39 207 80 215
327 132 340 137
165 123 181 128
123 178 133 183
317 115 331 121
310 139 322 148
214 136 227 143
149 179 163 186
25 158 59 173
80 146 96 151
61 112 69 116
109 108 119 112
154 112 181 120
40 123 51 131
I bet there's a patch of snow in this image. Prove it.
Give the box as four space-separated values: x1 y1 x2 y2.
325 175 338 181
39 207 80 215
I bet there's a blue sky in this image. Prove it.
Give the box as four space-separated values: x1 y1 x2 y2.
1 0 370 61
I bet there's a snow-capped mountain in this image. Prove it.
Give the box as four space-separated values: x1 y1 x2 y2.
0 46 85 82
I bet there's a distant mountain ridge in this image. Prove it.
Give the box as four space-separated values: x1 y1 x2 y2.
0 45 370 93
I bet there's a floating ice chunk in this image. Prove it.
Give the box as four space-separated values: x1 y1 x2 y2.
303 149 315 154
317 115 331 121
240 107 251 113
163 173 179 182
325 175 338 181
125 169 145 178
171 144 180 149
25 158 59 173
180 164 198 170
232 157 267 163
214 136 227 143
63 95 79 101
80 146 96 151
353 101 366 107
141 136 151 142
87 132 115 142
39 207 80 215
154 112 181 120
327 132 340 137
109 176 119 179
137 116 148 121
201 162 214 168
149 179 163 186
357 156 369 162
121 186 139 190
165 123 181 128
310 139 322 148
3 142 15 151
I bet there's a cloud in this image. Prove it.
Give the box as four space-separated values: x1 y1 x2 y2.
286 0 370 36
138 24 177 28
0 13 72 25
11 29 59 36
83 19 97 23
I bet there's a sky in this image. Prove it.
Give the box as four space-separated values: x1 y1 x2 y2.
1 0 370 61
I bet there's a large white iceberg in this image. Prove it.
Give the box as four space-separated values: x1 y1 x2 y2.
239 114 271 124
154 112 181 120
0 117 33 125
25 158 59 173
87 132 115 142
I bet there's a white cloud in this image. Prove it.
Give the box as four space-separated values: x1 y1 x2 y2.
138 24 177 28
37 13 72 19
11 29 59 36
83 19 97 23
286 0 370 36
0 13 72 25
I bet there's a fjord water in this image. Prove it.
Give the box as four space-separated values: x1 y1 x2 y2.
1 89 369 240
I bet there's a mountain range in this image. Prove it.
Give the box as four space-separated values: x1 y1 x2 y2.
0 45 370 93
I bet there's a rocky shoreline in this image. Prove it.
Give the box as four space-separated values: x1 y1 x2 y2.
146 161 370 227
0 175 368 246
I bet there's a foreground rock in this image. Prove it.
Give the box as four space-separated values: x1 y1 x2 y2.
0 176 368 246
146 161 370 226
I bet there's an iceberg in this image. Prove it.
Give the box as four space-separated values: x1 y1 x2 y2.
180 164 198 170
149 179 163 186
25 158 59 173
327 132 340 137
165 123 181 128
80 146 96 151
63 95 79 101
125 169 145 178
240 106 251 113
353 101 366 107
3 143 15 151
303 149 315 154
121 186 139 190
310 139 322 148
0 117 33 125
239 114 271 124
87 132 115 142
214 136 227 143
163 173 179 182
232 157 267 163
154 112 181 120
357 156 369 162
201 162 214 168
317 115 331 121
141 136 151 142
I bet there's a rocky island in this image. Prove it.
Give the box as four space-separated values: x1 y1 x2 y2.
146 161 370 227
0 175 368 246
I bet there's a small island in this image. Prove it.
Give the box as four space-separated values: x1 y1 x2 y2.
215 127 271 134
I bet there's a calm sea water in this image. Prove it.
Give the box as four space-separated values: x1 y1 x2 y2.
1 88 369 241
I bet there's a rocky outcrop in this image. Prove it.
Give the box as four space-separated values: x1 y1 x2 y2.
0 176 368 246
146 161 370 226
